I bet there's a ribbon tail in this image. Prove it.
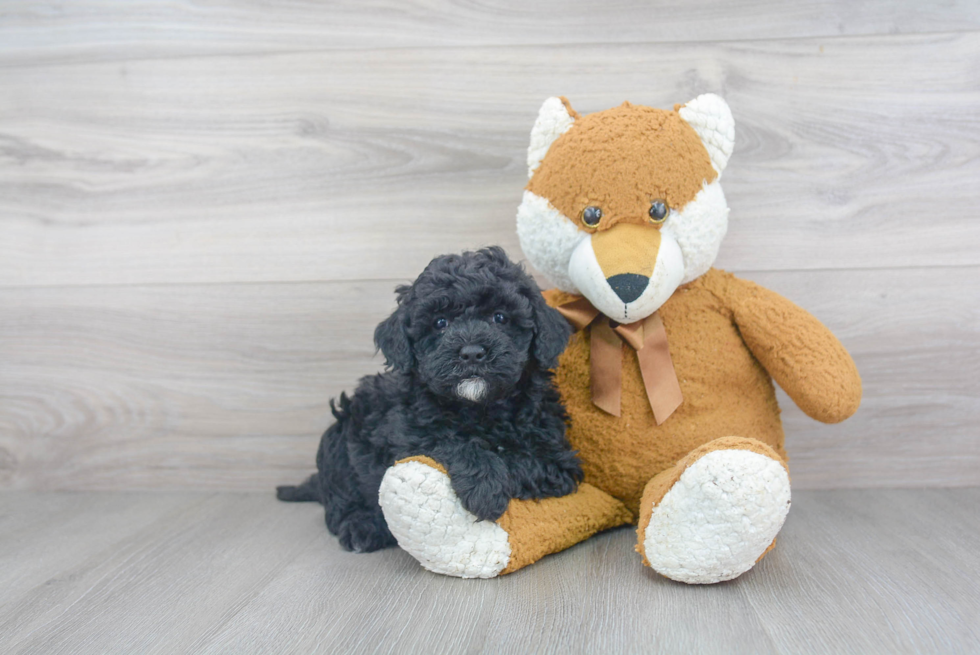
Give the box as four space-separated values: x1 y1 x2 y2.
636 312 683 425
590 320 622 417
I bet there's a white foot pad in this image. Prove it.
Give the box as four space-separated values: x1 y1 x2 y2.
378 460 511 579
643 449 791 584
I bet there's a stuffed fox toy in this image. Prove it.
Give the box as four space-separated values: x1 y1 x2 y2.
378 94 862 583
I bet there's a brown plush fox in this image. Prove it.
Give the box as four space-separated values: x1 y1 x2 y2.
378 94 862 583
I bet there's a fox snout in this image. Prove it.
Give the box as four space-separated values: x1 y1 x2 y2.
591 223 662 302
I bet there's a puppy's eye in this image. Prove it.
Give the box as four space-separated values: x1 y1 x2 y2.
492 312 508 325
648 200 670 224
582 206 602 227
433 317 449 330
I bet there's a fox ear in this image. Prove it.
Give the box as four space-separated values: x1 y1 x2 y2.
527 97 577 178
678 93 735 176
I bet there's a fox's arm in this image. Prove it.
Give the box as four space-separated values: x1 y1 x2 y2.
715 271 862 424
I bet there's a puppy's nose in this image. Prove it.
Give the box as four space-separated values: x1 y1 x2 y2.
459 344 487 363
607 273 649 304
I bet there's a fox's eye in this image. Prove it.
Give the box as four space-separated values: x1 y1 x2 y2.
648 200 669 224
492 312 508 325
433 317 449 330
582 206 602 227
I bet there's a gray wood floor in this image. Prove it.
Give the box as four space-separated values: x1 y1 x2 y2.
1 488 977 654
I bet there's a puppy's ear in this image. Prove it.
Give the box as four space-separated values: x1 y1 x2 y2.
528 290 572 370
374 286 413 373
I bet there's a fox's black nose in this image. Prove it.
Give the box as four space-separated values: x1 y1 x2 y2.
607 273 649 304
459 344 487 362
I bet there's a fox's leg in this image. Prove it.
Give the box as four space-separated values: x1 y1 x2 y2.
636 436 791 584
379 456 632 578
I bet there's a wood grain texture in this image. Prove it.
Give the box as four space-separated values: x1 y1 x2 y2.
2 2 978 494
0 493 323 654
0 280 394 490
2 32 978 286
0 489 977 654
2 0 979 64
0 491 198 603
1 266 977 491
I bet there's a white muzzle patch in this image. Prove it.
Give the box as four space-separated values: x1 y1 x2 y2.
456 378 488 402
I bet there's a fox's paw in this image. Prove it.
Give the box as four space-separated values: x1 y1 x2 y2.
638 440 791 584
378 457 511 579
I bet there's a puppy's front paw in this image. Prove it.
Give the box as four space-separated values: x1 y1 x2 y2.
513 457 582 500
455 479 511 523
536 472 579 499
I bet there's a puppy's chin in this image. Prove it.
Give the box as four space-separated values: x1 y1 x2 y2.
455 377 488 403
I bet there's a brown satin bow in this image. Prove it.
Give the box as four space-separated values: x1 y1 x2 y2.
556 297 683 425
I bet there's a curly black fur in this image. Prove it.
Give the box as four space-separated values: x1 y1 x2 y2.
277 246 581 553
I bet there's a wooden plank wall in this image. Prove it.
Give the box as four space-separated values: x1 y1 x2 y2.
1 1 978 491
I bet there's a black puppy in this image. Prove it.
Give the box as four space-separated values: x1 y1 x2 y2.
277 246 582 553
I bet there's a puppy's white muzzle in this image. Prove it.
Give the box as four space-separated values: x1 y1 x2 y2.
456 378 488 402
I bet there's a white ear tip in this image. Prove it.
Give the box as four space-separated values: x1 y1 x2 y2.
527 97 575 178
678 94 735 175
540 96 565 112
